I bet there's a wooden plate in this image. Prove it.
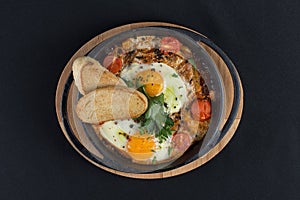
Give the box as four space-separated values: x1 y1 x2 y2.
55 22 243 179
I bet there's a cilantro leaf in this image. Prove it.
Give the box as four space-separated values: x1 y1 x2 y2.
136 86 175 142
121 78 134 88
171 73 178 78
188 58 197 69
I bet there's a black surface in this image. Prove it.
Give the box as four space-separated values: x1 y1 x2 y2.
1 0 299 199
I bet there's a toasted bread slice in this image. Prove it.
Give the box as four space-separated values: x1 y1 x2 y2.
76 86 148 124
72 56 126 95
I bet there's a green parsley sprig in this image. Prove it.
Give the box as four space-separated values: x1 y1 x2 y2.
135 87 174 143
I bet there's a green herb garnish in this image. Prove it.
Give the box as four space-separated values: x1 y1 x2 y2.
121 78 134 88
171 73 178 78
136 87 174 142
152 156 157 164
188 58 197 69
168 146 173 156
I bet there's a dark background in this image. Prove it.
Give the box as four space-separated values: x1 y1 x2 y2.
1 0 299 199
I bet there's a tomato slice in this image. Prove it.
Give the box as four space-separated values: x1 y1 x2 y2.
190 99 211 121
160 37 181 53
107 57 123 74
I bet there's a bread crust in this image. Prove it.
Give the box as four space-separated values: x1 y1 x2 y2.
76 86 148 124
72 56 126 95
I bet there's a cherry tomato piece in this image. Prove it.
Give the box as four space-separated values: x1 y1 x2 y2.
160 37 181 53
107 57 123 74
190 99 211 121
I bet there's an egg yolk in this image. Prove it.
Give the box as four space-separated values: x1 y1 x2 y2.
136 70 164 97
126 134 156 160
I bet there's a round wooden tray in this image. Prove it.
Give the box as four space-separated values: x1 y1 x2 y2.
55 22 243 179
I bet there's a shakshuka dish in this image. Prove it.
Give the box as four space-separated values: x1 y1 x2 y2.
73 35 212 165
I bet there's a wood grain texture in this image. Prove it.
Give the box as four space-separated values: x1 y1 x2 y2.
55 22 243 179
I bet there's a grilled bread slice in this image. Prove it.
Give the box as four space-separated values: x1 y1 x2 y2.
76 86 148 124
72 56 126 95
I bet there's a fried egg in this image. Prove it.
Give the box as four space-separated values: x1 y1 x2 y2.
120 62 188 113
99 119 172 162
98 63 190 163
